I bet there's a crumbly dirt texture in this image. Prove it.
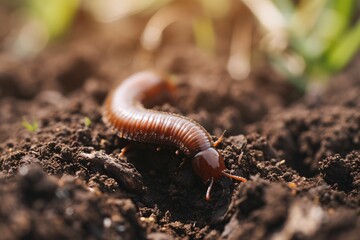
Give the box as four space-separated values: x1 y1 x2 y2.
1 12 360 240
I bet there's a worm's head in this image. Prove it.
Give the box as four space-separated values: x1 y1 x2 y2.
192 147 247 201
192 148 225 183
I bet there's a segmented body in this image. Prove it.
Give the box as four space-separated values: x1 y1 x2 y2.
103 71 214 156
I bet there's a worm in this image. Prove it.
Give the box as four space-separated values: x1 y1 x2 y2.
103 71 246 200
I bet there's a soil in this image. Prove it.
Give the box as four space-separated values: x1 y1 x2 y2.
0 9 360 240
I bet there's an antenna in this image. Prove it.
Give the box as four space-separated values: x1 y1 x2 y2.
222 171 247 182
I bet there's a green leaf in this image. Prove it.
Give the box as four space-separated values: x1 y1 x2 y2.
84 117 92 127
27 0 79 39
192 16 216 54
22 117 39 132
272 0 294 21
325 19 360 71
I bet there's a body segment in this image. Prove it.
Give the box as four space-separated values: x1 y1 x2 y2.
104 71 212 156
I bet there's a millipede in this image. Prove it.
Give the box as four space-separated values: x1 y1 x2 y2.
103 71 247 200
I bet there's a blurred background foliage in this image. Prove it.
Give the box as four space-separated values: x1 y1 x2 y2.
1 0 359 92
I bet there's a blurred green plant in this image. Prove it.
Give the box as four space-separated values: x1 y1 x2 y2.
140 0 360 91
11 0 79 57
84 116 92 127
26 0 79 39
22 117 39 132
247 0 360 91
140 0 220 53
5 0 359 91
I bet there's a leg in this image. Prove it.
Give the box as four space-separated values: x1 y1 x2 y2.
119 145 131 158
214 130 226 148
205 177 214 201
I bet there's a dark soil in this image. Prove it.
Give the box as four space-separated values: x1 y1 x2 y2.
1 11 360 240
